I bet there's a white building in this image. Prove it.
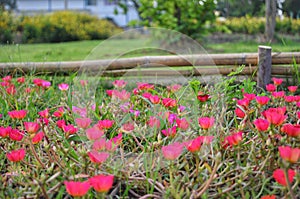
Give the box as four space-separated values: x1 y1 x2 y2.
15 0 139 27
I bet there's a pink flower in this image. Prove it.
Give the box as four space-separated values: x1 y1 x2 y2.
243 93 256 101
273 168 295 186
98 120 114 129
32 132 45 144
8 110 27 120
162 142 184 160
72 106 87 118
121 122 135 132
106 89 114 97
272 77 283 86
167 84 181 93
272 91 285 98
53 107 64 118
198 117 214 129
92 138 107 151
198 136 214 144
56 120 66 129
278 146 300 163
62 124 78 135
298 111 300 120
137 82 154 91
75 117 92 129
161 126 177 137
6 148 26 162
80 80 88 86
176 118 189 130
284 96 295 103
112 79 127 89
89 175 114 193
6 85 16 95
281 124 300 137
253 118 270 132
0 126 11 137
9 129 24 141
224 132 243 147
142 92 152 99
266 84 276 92
111 133 122 145
17 77 25 84
262 108 287 126
237 98 250 107
147 116 160 129
162 98 177 108
64 181 90 197
87 151 109 164
86 127 104 141
149 95 160 104
2 75 12 82
58 83 69 91
24 122 40 134
38 109 50 118
288 86 298 93
255 96 270 105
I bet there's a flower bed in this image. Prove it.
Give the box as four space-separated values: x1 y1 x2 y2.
0 74 299 198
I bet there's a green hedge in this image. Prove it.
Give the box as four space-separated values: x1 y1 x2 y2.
0 11 122 44
213 16 300 35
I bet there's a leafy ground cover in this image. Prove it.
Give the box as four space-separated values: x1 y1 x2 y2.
0 72 299 198
1 36 300 62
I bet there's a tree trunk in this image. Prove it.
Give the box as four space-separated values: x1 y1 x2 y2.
265 0 276 42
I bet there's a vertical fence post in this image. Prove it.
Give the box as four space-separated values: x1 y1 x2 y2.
257 45 272 89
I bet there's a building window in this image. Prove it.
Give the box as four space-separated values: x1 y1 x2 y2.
104 0 117 5
87 0 97 6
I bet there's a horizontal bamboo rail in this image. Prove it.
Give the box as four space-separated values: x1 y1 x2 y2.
0 52 299 74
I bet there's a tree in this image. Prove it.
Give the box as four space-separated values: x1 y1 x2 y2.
282 0 300 18
133 0 216 39
0 0 16 11
265 0 276 42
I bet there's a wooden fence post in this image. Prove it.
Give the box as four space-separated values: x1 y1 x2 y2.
257 45 272 89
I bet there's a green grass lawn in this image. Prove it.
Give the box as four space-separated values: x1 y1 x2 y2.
1 37 300 62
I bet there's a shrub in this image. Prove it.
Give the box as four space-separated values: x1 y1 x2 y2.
0 11 15 43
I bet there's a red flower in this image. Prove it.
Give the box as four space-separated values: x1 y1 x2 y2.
142 92 152 100
224 132 243 147
197 91 210 102
6 148 26 162
235 107 246 118
184 137 202 153
162 98 177 108
161 126 177 137
298 111 300 120
137 82 154 91
198 136 214 144
198 117 214 129
167 84 181 93
284 96 295 103
255 96 270 105
89 175 114 193
98 120 114 129
121 122 135 132
56 120 66 129
273 168 295 186
272 77 283 86
237 98 250 107
2 75 12 82
278 146 300 163
162 142 184 160
32 132 45 144
281 123 300 137
266 84 276 92
17 77 25 84
88 151 109 164
6 85 16 95
86 127 104 141
75 117 92 129
261 195 276 199
8 110 27 120
243 93 256 101
288 86 298 93
253 118 270 132
53 107 64 118
9 129 24 141
24 122 40 134
64 181 90 197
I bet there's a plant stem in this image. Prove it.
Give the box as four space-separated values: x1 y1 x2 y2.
283 167 295 199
